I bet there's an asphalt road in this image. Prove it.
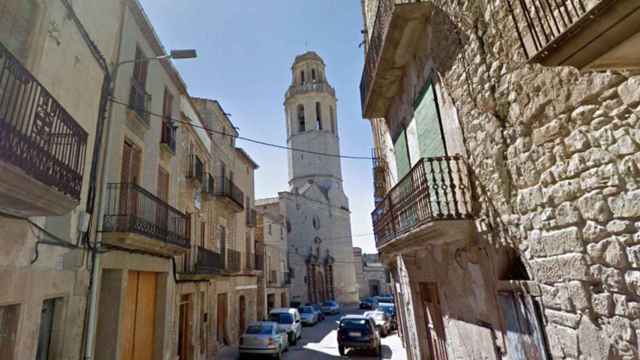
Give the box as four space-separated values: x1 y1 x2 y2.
217 306 408 359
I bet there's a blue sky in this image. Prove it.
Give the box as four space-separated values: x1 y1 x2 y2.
139 0 377 253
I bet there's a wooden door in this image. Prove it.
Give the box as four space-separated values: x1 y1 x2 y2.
420 282 448 360
122 272 157 360
216 294 227 345
238 296 246 339
178 294 192 360
498 292 549 360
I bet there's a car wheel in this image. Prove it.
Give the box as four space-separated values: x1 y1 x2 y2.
338 345 345 356
274 349 282 360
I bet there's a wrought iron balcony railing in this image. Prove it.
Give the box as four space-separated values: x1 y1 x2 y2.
246 208 257 227
372 155 474 248
102 183 190 248
372 148 389 201
507 0 590 61
160 120 176 154
0 42 88 202
213 176 244 209
194 246 224 273
128 77 151 124
226 249 241 273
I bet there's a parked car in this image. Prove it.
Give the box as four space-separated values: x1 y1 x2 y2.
359 297 378 310
377 303 397 330
239 321 288 359
365 310 391 337
321 300 340 315
337 315 382 356
299 305 319 326
374 295 394 304
269 308 302 345
307 303 325 321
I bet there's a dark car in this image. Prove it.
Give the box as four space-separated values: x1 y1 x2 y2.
337 315 381 356
359 297 378 310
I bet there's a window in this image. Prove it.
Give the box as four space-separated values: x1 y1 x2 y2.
311 68 316 81
129 46 149 115
315 102 322 130
312 215 320 229
201 222 206 247
36 298 63 360
268 223 272 235
297 105 305 132
300 70 305 85
330 107 336 134
0 0 38 61
0 304 20 360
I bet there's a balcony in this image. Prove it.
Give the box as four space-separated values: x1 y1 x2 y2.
360 0 434 118
507 0 640 69
372 148 389 202
101 183 190 256
246 208 257 227
226 249 241 273
160 120 176 155
128 77 151 126
372 155 475 250
177 246 225 279
285 82 336 99
212 176 244 211
0 43 88 216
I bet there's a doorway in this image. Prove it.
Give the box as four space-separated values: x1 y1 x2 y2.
280 293 287 309
36 298 61 360
420 282 448 360
238 296 246 339
216 293 228 345
122 271 157 360
178 294 192 360
267 294 275 314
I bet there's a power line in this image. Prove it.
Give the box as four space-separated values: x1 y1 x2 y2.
109 98 374 161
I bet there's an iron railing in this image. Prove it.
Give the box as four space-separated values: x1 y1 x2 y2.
213 176 244 209
102 183 190 248
246 208 257 227
372 148 388 201
194 246 225 273
160 120 176 153
507 0 590 60
372 155 474 247
360 0 396 113
0 43 88 201
285 82 336 99
226 249 241 272
128 77 151 124
187 154 204 182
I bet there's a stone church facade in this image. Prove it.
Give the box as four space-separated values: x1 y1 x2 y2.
360 0 640 359
271 52 359 305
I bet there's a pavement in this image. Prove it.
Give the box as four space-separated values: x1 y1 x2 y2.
216 306 407 359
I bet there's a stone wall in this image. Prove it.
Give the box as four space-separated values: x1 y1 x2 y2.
364 0 640 358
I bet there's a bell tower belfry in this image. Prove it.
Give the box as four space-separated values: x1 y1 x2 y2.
284 52 343 194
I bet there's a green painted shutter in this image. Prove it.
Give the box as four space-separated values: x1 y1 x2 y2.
394 129 410 180
414 83 446 159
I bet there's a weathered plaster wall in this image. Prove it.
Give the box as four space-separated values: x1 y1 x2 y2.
364 0 640 358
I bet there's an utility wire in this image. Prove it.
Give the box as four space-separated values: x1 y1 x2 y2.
109 98 375 160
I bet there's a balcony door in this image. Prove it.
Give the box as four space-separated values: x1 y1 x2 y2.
120 141 141 224
156 167 170 237
178 294 192 360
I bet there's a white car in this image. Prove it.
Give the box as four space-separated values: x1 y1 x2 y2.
239 321 288 359
364 310 391 336
269 308 303 345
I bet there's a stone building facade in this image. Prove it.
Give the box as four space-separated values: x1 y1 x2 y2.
354 248 393 298
256 198 290 316
360 0 640 359
278 52 359 304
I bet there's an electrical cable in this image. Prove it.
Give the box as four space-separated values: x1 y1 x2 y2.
108 98 375 161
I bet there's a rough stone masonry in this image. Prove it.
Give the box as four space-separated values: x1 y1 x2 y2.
365 0 640 358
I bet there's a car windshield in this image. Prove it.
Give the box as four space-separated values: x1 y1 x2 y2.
340 318 369 330
300 306 314 313
269 313 293 324
378 304 395 314
322 301 335 306
378 297 393 304
245 324 273 335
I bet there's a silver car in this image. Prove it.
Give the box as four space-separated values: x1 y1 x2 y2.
239 321 288 359
299 306 319 325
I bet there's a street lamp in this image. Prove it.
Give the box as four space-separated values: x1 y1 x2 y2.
111 48 198 77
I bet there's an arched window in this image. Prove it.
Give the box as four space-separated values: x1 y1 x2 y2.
330 106 335 134
315 102 322 130
312 68 317 82
300 70 305 85
297 104 305 132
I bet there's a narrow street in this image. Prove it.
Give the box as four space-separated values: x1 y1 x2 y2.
216 306 407 360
